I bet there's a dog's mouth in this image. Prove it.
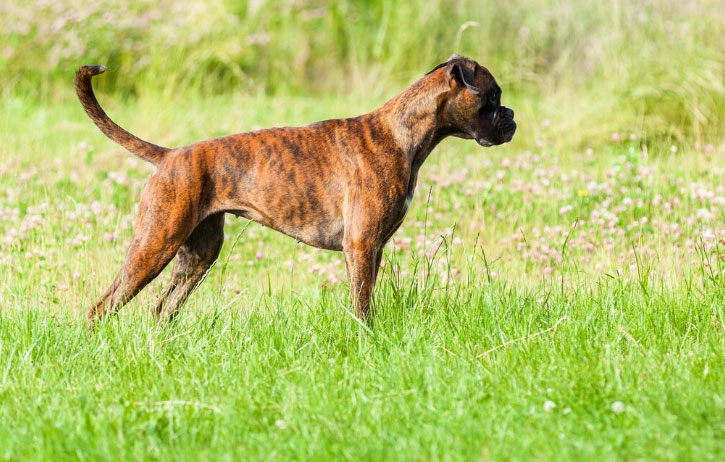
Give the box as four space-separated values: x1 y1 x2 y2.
498 119 516 143
475 137 495 147
475 121 516 147
470 106 516 147
492 107 517 145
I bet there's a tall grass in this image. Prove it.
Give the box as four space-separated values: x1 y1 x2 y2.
1 0 723 143
1 277 724 461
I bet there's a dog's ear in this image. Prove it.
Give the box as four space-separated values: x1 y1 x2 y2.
426 54 463 75
425 54 465 76
446 57 480 94
426 55 480 94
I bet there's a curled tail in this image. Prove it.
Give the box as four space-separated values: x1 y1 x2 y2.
74 65 169 165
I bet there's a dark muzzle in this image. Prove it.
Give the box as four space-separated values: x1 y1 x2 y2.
496 106 516 142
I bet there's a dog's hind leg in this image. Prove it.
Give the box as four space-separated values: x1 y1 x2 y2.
87 176 196 326
154 212 225 321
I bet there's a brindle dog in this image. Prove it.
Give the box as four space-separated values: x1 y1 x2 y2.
75 54 516 325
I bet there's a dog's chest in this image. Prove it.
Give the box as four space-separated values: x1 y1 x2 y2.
397 169 420 223
383 187 415 242
400 191 413 219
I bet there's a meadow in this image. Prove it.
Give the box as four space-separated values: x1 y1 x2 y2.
1 0 724 460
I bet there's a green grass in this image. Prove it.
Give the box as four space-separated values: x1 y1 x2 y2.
2 0 725 459
1 281 723 461
1 86 724 460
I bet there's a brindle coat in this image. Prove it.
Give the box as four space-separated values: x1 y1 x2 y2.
75 54 516 325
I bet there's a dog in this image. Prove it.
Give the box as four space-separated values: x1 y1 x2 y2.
75 54 516 325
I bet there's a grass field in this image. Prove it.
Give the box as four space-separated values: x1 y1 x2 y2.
1 0 725 460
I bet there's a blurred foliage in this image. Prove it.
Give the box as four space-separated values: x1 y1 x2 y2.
1 0 723 143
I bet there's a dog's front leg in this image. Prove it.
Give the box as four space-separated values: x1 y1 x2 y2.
343 242 382 320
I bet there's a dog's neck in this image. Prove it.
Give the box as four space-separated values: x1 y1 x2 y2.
373 74 450 170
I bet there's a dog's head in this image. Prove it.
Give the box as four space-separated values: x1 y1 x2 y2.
428 54 516 147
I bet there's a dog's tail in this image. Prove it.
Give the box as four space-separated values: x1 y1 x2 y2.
74 65 169 165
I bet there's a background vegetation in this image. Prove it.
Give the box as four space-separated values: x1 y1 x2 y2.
2 0 723 144
0 0 723 460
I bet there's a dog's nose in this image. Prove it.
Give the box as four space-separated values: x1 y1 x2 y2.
503 107 514 119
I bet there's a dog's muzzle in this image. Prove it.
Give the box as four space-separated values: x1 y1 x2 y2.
495 106 516 143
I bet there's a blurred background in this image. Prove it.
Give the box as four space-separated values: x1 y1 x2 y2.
1 0 723 146
1 0 724 302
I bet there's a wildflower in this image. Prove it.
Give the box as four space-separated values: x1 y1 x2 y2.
274 419 287 429
611 401 625 414
393 236 412 251
327 274 340 284
577 189 588 197
543 400 556 412
71 234 88 247
611 132 620 142
255 251 264 260
482 268 497 278
696 208 713 221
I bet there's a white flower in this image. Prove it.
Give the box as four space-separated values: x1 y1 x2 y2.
543 400 556 412
611 401 625 414
274 419 287 429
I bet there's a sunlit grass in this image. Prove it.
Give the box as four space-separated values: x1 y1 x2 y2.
1 276 724 461
1 87 724 460
1 0 724 459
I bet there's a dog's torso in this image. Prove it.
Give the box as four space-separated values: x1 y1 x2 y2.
158 114 415 251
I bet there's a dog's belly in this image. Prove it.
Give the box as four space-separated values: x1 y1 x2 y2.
269 212 345 251
227 203 344 251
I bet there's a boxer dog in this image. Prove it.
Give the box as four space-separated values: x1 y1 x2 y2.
75 54 516 325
